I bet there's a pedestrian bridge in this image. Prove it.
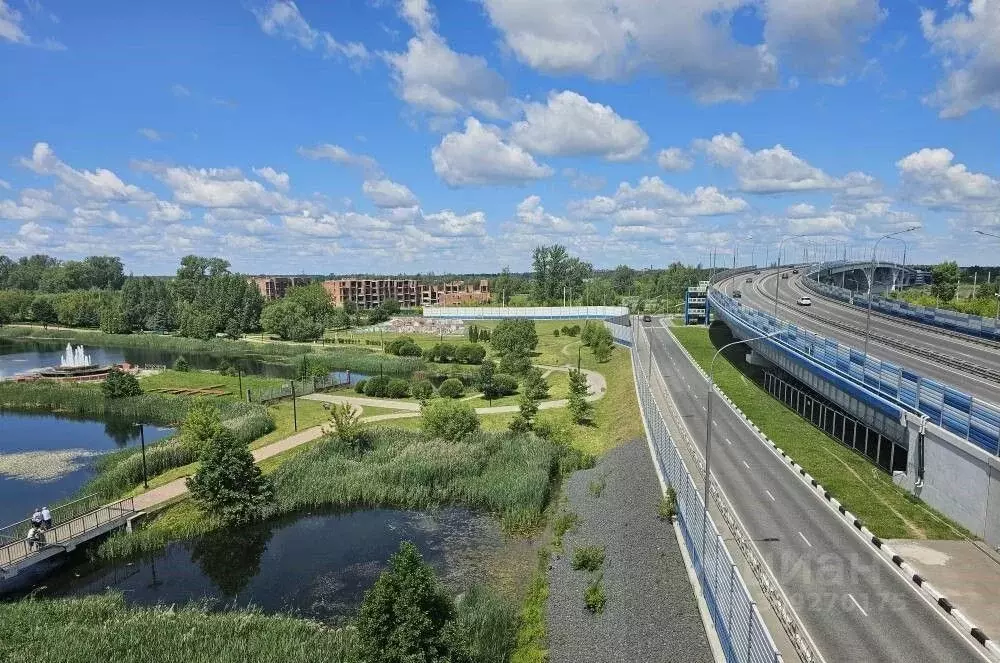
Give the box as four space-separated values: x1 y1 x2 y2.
0 495 136 580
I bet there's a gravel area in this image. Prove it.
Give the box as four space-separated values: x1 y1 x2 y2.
546 439 713 663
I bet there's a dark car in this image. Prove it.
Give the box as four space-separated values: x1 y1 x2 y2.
642 314 652 322
792 269 800 274
754 270 761 275
781 273 789 279
732 290 742 298
745 277 753 283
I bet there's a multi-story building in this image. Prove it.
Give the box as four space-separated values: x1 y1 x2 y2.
323 278 491 310
248 275 311 300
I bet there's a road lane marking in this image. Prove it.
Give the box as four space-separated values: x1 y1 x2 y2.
764 490 775 501
798 531 812 548
725 438 732 445
848 593 868 617
742 460 750 470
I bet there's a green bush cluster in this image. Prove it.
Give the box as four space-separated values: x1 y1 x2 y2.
437 377 465 398
385 336 423 357
422 342 487 365
421 399 479 441
493 373 518 397
560 324 580 337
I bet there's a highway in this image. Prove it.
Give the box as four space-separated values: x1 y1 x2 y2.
641 318 987 663
716 268 1000 405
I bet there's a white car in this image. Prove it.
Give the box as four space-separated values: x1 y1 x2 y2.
796 296 812 306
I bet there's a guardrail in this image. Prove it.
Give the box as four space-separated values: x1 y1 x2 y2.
805 263 1000 342
248 371 356 404
708 289 1000 456
0 493 105 547
0 497 135 570
633 322 784 663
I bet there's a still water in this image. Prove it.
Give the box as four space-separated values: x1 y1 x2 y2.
20 507 534 624
0 413 173 525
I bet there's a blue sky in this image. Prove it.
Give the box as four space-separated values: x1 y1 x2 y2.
1 0 999 275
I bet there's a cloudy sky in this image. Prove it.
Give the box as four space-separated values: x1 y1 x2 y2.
1 0 999 275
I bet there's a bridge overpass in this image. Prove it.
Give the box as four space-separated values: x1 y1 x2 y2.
709 265 1000 549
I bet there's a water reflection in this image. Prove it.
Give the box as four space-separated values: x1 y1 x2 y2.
24 508 535 625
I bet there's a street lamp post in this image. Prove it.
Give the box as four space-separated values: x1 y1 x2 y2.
975 230 1000 323
773 233 810 317
701 329 785 573
864 227 919 357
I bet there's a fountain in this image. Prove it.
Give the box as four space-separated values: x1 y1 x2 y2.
60 344 92 369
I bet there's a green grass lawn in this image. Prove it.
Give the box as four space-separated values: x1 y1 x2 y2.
671 324 971 540
139 369 283 400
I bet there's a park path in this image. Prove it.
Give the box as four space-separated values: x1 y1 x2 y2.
129 365 606 513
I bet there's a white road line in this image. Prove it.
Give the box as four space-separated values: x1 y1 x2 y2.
848 593 868 617
798 531 812 548
725 438 732 445
764 489 775 502
742 460 750 470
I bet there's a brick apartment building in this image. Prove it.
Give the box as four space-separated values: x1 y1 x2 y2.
322 278 490 310
248 275 311 300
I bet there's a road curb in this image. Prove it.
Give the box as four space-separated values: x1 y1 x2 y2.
664 320 1000 662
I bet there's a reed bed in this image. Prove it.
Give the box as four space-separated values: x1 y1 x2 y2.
268 427 573 532
0 593 362 663
0 382 190 425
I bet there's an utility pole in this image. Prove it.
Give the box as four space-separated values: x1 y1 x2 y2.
140 424 148 489
291 380 298 432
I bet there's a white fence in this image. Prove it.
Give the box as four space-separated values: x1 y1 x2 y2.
423 305 628 320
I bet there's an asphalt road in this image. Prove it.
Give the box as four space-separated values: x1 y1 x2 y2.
718 269 1000 405
642 318 987 663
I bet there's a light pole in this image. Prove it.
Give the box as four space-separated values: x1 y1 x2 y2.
733 233 753 268
975 230 1000 323
773 233 810 317
864 227 919 357
701 329 785 572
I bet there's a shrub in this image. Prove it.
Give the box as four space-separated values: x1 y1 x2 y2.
325 402 365 452
356 542 457 663
101 368 143 399
386 378 410 399
658 486 677 521
363 375 390 398
354 379 367 394
572 546 605 572
437 378 465 399
438 342 457 362
491 318 537 357
553 329 560 337
498 351 531 376
493 373 518 397
186 428 273 525
421 399 479 441
523 368 549 400
180 402 226 456
173 356 190 372
386 337 422 357
411 379 434 400
552 511 578 549
454 343 486 365
216 359 238 376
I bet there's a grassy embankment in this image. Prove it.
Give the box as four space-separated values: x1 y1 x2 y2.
98 425 586 561
672 323 971 540
0 588 519 663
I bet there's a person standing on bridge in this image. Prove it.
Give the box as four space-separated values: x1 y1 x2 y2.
30 508 43 528
25 525 43 551
41 506 52 529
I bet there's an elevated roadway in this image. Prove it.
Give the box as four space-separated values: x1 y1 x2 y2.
641 318 987 663
718 268 1000 406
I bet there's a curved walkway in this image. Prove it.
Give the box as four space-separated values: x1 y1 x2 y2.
301 364 607 415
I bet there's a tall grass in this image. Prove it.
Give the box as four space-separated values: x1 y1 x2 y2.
82 401 274 500
0 382 189 425
268 427 571 532
0 593 362 663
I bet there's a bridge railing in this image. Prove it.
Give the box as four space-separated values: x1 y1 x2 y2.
0 493 105 548
632 322 783 663
708 288 1000 455
804 263 1000 342
0 497 135 570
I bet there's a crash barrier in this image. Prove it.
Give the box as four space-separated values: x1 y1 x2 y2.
423 305 629 320
709 289 1000 456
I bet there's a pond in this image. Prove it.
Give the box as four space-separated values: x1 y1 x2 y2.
0 413 173 526
12 507 535 625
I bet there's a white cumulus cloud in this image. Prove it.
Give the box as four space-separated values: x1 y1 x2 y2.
21 142 152 202
432 117 553 187
657 147 694 172
896 147 1000 210
251 0 369 62
362 178 419 209
253 166 291 191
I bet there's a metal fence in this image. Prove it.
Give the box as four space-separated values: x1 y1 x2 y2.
631 323 782 663
804 263 1000 341
709 288 1000 456
0 497 135 569
604 319 633 347
0 493 105 547
248 371 359 404
424 305 628 320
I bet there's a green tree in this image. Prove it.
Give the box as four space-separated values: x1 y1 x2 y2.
437 378 465 399
356 541 459 663
174 356 190 372
509 391 539 434
325 402 365 452
522 367 549 400
477 359 498 403
412 379 435 401
593 336 613 362
29 297 57 328
186 427 273 525
421 399 479 441
931 261 960 301
284 282 333 327
101 368 143 399
382 298 401 314
180 402 226 455
99 297 129 334
260 300 324 341
567 368 593 424
491 318 537 357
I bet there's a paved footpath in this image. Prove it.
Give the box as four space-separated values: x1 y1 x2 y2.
132 365 607 514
